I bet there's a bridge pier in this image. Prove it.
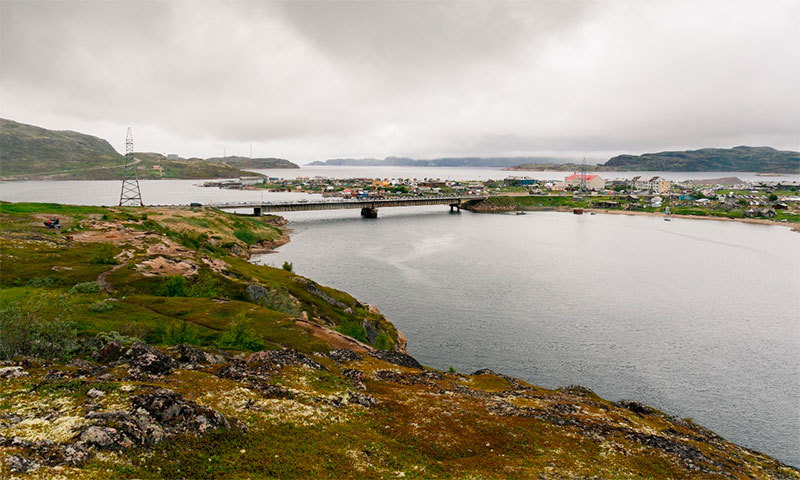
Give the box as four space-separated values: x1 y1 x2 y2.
361 207 378 219
253 207 262 216
449 203 461 212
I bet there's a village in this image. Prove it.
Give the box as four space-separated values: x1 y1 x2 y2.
201 173 800 222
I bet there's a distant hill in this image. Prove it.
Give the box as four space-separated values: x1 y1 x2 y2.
0 119 297 180
204 155 298 169
602 147 799 173
0 118 123 176
307 156 561 167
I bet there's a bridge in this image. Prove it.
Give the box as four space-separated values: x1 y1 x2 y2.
210 195 486 218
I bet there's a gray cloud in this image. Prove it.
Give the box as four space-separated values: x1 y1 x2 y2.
1 0 798 162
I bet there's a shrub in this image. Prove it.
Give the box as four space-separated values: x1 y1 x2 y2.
186 271 221 298
215 314 264 351
233 228 256 245
88 300 114 312
164 321 198 345
27 277 55 287
282 261 293 273
337 320 367 343
90 244 119 265
374 331 392 351
0 298 77 360
448 366 457 374
70 281 102 294
157 276 187 297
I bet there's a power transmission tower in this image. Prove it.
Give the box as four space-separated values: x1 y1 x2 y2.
579 157 587 192
119 127 144 206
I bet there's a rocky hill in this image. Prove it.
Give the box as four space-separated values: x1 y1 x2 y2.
0 119 123 177
603 146 800 173
204 155 299 170
0 119 298 180
307 156 561 167
0 203 797 478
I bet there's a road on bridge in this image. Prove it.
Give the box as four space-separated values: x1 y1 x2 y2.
210 195 487 218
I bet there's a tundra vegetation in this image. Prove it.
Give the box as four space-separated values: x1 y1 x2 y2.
0 202 797 479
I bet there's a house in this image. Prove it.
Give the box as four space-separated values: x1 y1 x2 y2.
240 176 264 186
647 176 672 194
504 177 538 187
564 174 605 191
651 196 663 207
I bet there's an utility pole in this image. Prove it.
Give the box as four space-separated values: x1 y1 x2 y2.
119 127 143 206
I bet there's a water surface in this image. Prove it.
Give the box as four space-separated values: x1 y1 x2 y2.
254 208 800 466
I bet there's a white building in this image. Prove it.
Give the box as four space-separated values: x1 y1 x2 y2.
564 174 605 191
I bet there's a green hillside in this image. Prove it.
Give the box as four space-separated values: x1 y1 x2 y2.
603 146 800 173
205 155 299 169
0 119 298 180
0 118 123 176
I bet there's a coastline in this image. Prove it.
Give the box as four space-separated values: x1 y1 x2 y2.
467 203 800 232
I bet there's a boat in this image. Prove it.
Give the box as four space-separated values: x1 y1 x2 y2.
590 212 596 215
573 208 583 215
515 211 526 215
664 217 671 221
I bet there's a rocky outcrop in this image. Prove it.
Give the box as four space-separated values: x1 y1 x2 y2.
369 350 423 369
246 348 327 373
0 367 29 379
124 342 176 376
327 349 362 364
294 278 347 309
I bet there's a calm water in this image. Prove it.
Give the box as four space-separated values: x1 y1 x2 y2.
254 166 800 183
254 208 800 466
0 179 323 206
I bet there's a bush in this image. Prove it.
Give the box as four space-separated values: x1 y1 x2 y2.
215 314 264 351
233 228 256 245
282 261 293 273
373 331 392 350
70 281 102 294
164 321 198 345
157 276 187 297
27 277 56 287
0 298 77 360
186 271 221 298
337 320 367 343
88 300 114 312
448 366 457 374
90 244 120 265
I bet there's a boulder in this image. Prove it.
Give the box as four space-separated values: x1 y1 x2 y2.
172 343 221 365
131 388 230 434
369 350 423 369
86 388 105 399
327 349 362 364
79 426 119 449
0 366 29 379
124 343 175 376
96 341 124 363
342 368 366 390
5 454 40 473
246 348 326 372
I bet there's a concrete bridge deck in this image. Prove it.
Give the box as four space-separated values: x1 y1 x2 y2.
211 195 486 217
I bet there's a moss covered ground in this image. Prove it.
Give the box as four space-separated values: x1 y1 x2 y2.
0 203 797 479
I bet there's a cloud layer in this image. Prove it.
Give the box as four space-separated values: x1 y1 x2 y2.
2 0 798 163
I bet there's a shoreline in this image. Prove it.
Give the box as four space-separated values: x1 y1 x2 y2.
468 203 800 232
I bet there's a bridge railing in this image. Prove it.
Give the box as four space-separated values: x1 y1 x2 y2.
209 195 486 208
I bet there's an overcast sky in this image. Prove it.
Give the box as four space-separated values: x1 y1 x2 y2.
2 0 798 164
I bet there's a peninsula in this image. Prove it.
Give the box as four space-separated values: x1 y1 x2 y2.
0 202 797 478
